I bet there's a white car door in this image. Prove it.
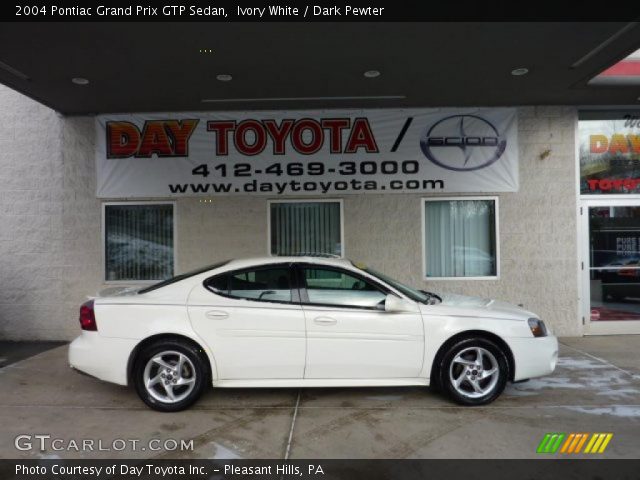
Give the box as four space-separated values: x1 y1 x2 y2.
187 264 306 380
299 265 424 379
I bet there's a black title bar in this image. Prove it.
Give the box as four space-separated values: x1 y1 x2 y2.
2 1 640 21
3 459 640 480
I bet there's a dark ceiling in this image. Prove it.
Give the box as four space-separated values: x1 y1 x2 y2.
0 22 639 115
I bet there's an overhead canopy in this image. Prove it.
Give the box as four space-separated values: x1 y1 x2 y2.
0 22 639 114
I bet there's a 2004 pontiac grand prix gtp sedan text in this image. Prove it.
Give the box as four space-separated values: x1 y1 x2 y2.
69 257 558 411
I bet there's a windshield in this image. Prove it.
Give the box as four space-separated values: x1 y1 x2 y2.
354 263 440 305
138 260 230 294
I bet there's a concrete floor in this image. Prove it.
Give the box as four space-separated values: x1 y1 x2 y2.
0 337 639 459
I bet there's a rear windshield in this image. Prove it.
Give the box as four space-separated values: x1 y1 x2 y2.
138 260 230 294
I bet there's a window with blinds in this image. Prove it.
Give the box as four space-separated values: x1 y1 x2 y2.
424 198 498 278
104 203 175 281
270 201 342 257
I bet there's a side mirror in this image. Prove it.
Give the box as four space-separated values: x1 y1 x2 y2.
384 294 419 313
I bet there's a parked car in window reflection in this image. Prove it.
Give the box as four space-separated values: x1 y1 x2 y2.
598 259 640 302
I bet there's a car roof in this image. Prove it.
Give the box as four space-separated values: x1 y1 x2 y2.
223 256 356 270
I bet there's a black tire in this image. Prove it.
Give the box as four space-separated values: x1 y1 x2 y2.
133 339 209 412
438 337 509 406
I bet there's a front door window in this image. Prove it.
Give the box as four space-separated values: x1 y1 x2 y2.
588 205 640 322
302 267 386 309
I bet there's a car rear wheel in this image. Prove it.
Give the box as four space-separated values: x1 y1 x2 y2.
439 337 509 406
133 339 208 412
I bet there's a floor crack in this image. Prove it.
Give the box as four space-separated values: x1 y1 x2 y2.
283 389 301 460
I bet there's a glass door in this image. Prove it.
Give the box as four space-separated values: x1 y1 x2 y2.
582 199 640 334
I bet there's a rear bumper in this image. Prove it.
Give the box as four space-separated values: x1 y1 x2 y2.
506 335 558 382
68 332 138 386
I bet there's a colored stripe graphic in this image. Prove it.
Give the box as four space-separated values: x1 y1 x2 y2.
536 433 552 453
559 433 575 453
539 433 613 454
536 433 565 453
584 433 613 454
560 433 589 454
574 433 589 453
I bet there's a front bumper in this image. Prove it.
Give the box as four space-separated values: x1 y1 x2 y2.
68 332 138 386
506 335 558 382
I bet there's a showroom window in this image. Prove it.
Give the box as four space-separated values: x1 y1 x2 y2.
422 197 499 279
269 200 343 257
103 202 175 282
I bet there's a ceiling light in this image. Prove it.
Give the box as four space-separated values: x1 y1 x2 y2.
216 74 233 82
364 70 381 78
511 68 529 76
71 77 89 85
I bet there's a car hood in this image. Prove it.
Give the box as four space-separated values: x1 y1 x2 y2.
423 292 537 321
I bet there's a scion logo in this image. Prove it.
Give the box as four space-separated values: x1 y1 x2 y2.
420 115 507 171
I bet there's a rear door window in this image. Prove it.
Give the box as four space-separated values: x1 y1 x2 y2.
207 267 293 303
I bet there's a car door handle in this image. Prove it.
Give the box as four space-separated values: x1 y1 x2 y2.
314 316 337 326
205 310 229 320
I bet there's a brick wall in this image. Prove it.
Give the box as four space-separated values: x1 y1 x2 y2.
0 86 100 339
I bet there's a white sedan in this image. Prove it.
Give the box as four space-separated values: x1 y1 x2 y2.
69 257 558 411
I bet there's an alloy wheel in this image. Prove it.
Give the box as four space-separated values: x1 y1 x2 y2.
448 346 500 399
142 350 196 404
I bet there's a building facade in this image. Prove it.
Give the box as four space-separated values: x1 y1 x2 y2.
0 83 597 340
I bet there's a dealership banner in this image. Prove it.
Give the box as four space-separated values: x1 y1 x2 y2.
579 114 640 194
96 108 518 198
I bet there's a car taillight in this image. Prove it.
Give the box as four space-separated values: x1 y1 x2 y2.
79 300 97 331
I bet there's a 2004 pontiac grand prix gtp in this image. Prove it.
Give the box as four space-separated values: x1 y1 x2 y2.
69 256 558 411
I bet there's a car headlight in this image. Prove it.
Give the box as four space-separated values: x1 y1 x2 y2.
528 318 548 337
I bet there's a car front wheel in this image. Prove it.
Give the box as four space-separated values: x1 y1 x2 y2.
133 339 208 412
440 337 509 406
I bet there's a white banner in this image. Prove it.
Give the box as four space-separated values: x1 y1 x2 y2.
96 108 518 198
